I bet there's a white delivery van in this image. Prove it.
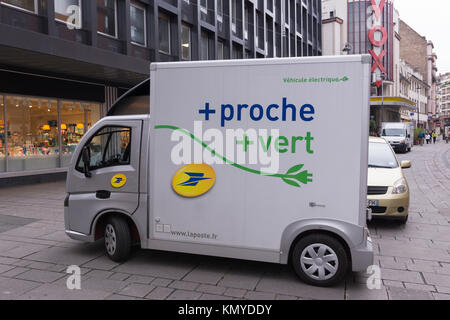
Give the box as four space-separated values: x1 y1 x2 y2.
64 55 373 287
381 122 414 153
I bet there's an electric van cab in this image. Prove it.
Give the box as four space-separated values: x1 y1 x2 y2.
64 57 374 287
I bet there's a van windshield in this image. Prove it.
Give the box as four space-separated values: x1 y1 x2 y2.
382 129 405 137
369 142 399 169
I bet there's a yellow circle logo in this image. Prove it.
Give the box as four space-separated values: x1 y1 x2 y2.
111 174 127 188
172 164 216 198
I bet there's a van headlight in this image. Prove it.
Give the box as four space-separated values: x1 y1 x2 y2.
392 178 408 194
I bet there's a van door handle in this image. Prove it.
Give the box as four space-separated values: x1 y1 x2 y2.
96 190 111 199
309 202 326 208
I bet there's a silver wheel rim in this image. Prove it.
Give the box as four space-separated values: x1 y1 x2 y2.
105 224 117 256
300 243 339 281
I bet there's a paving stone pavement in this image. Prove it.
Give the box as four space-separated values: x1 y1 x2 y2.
0 141 449 300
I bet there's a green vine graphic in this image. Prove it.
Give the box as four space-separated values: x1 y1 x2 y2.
155 125 313 188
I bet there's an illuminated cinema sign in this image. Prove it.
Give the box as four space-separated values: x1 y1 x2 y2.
368 0 387 87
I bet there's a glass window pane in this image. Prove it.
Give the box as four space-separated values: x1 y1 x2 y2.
0 96 5 172
159 15 170 54
130 3 146 45
217 0 223 17
217 41 224 60
97 0 117 37
2 0 35 12
60 101 101 167
181 24 191 60
6 97 59 172
200 31 208 60
77 127 131 172
55 0 80 22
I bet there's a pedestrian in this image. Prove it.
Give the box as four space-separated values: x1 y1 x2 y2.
418 131 424 146
432 131 437 144
425 132 431 144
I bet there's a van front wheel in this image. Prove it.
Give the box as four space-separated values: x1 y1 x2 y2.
291 234 349 287
104 217 131 262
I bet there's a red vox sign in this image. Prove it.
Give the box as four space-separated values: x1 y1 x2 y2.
369 0 388 87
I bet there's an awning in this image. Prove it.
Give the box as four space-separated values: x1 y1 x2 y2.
370 97 416 111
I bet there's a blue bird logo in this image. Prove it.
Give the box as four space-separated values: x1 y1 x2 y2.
178 172 211 187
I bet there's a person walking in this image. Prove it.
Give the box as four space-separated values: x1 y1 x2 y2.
425 132 431 145
432 131 437 144
418 130 424 146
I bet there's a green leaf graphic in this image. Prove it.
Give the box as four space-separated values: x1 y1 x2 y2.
286 164 304 175
282 178 301 188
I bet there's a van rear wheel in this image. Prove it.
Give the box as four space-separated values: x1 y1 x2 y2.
104 216 131 262
291 234 349 287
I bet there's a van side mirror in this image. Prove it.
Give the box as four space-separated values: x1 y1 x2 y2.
82 146 92 178
401 160 411 169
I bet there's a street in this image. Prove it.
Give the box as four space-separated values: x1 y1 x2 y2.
0 140 449 300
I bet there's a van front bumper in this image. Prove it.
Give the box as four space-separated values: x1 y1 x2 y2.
65 230 94 242
350 237 374 272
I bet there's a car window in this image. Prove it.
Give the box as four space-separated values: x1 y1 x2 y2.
368 142 399 169
382 129 405 137
77 126 131 172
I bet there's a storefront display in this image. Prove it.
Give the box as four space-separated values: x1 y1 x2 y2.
0 94 101 173
0 97 5 172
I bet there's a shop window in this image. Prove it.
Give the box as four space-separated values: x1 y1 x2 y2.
159 13 171 54
76 126 131 173
1 0 37 13
181 24 191 60
0 95 101 174
97 0 117 38
55 0 81 25
6 97 59 172
60 101 101 167
130 1 146 46
0 97 5 172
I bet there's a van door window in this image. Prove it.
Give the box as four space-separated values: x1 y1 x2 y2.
77 126 131 173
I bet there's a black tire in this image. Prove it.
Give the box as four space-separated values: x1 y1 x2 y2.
291 234 349 287
397 215 408 225
104 216 132 262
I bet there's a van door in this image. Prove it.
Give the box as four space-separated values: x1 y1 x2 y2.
67 120 142 235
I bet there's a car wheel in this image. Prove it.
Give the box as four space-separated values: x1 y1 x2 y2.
104 216 132 262
291 234 349 287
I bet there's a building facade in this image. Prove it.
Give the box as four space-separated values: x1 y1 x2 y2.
0 0 322 182
321 0 416 130
437 73 450 129
398 59 429 126
399 19 439 130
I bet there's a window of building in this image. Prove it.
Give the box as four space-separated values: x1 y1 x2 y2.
217 0 223 22
217 40 224 60
159 13 171 54
76 126 131 173
130 1 146 46
244 5 249 40
181 24 191 60
231 0 237 33
0 95 100 173
200 31 209 60
1 0 37 13
232 43 242 59
97 0 117 38
55 0 81 25
200 0 207 14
